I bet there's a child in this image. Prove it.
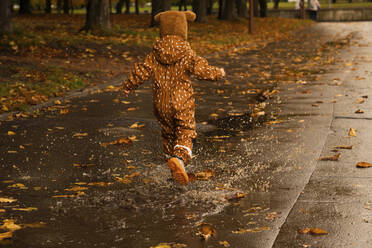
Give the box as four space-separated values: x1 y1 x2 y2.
122 11 225 185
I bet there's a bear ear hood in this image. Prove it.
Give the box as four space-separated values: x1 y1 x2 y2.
154 10 196 40
153 35 191 65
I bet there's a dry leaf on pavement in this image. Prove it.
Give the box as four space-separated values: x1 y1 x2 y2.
333 145 352 150
219 241 230 247
349 128 357 137
232 226 270 234
356 162 372 168
73 163 95 168
0 231 12 241
197 223 216 240
355 109 364 114
298 227 328 235
0 219 22 231
0 197 17 203
320 153 340 161
225 192 246 202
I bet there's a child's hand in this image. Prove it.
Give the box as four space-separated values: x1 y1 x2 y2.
220 68 226 78
122 89 131 97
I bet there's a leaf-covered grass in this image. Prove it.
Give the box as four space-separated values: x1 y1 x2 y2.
0 14 312 114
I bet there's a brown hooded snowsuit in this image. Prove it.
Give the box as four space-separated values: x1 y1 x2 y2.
123 11 224 165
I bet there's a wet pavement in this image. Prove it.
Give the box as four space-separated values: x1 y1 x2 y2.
1 22 372 247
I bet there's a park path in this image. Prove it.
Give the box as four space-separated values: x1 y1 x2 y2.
0 22 371 248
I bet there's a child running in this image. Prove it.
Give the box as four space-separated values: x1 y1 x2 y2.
123 11 225 185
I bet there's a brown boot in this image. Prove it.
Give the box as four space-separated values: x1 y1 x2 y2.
167 157 189 185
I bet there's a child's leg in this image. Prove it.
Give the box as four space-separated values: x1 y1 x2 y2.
173 107 196 166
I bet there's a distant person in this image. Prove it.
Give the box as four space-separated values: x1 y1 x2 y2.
308 0 321 21
122 11 226 185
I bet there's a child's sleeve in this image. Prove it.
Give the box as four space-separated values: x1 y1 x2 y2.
188 53 224 81
123 53 154 91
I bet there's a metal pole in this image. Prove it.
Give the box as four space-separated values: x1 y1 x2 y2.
249 0 254 34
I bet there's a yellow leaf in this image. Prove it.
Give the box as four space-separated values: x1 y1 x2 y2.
0 209 5 213
219 241 230 247
0 197 17 203
129 122 145 129
73 163 95 168
197 223 216 240
115 177 132 184
7 131 16 136
64 186 88 191
8 183 27 189
150 243 172 248
356 162 372 168
349 128 357 137
54 100 62 105
22 222 46 228
12 207 38 212
73 132 88 137
0 231 12 241
60 109 69 114
127 107 137 111
0 219 22 231
232 226 270 234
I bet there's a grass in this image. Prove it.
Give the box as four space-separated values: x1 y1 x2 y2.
0 14 311 114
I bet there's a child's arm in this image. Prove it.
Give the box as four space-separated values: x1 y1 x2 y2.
123 53 154 94
189 54 225 81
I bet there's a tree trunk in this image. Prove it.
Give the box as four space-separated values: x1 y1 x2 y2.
0 0 13 34
221 0 236 20
193 0 207 22
151 0 172 26
274 0 280 9
81 0 111 32
19 0 32 14
135 0 139 14
179 0 187 10
253 0 259 17
63 0 69 14
116 0 124 14
258 0 267 17
332 0 336 3
236 0 248 17
218 0 224 19
57 0 62 13
45 0 52 13
206 0 213 15
125 0 130 14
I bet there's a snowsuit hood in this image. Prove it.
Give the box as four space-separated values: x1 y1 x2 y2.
153 35 191 65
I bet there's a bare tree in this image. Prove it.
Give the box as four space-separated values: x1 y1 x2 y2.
125 0 130 14
45 0 52 13
116 0 124 14
179 0 187 10
206 0 213 15
135 0 139 14
193 0 207 22
19 0 32 14
258 0 267 17
221 0 236 20
218 0 223 19
236 0 248 17
81 0 111 32
151 0 171 26
0 0 13 34
57 0 62 13
274 0 280 9
63 0 69 14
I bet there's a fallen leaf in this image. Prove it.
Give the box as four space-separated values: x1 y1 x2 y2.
355 109 364 114
54 100 62 105
349 128 357 137
115 177 132 184
197 223 216 240
320 153 340 161
232 226 270 234
0 219 21 231
188 169 215 181
127 107 137 111
87 182 113 187
73 163 95 168
12 207 37 212
64 186 88 191
60 109 69 114
0 231 12 241
0 197 17 203
355 98 365 104
264 120 284 125
150 243 171 248
333 145 352 149
22 222 46 228
8 183 27 189
101 137 133 147
265 212 279 221
7 131 16 136
356 162 372 168
299 227 328 235
129 122 145 128
219 241 230 247
251 111 265 118
0 209 5 213
72 132 88 137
